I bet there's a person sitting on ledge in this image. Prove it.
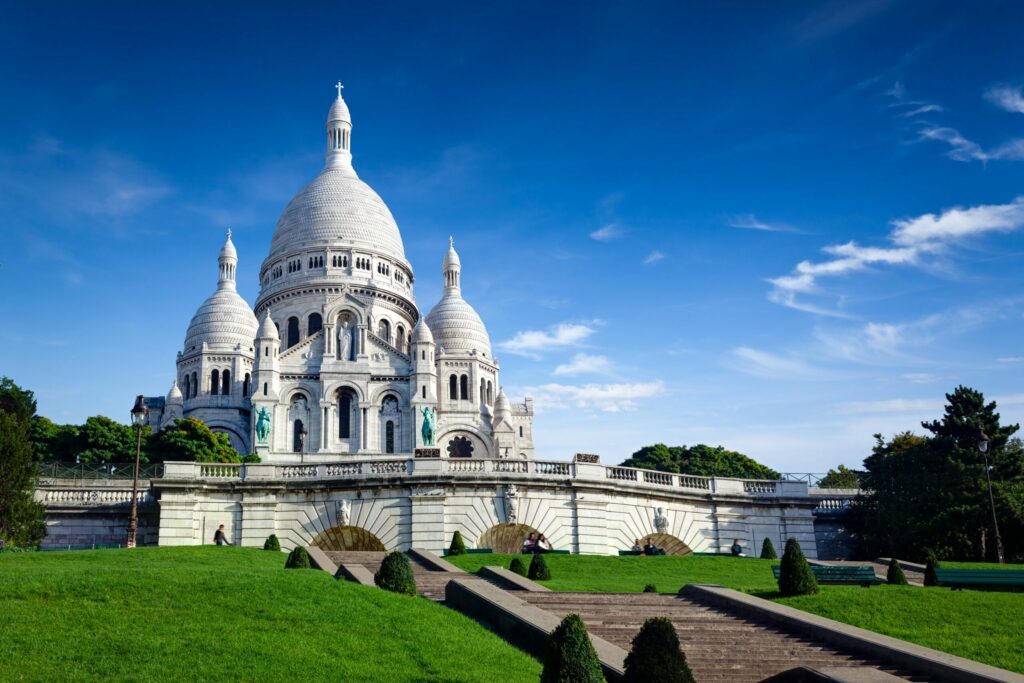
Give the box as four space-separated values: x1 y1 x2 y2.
522 533 537 554
536 534 551 554
730 538 744 557
213 524 232 546
631 539 643 555
643 538 661 556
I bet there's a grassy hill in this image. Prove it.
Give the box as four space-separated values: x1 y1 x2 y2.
0 547 541 682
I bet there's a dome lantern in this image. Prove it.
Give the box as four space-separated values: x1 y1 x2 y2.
325 81 353 170
218 228 237 290
443 236 461 292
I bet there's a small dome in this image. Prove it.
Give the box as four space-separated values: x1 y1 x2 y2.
219 230 237 260
494 388 511 415
166 379 183 404
443 236 461 271
183 287 258 352
257 310 278 340
412 316 434 344
426 295 492 357
328 96 351 124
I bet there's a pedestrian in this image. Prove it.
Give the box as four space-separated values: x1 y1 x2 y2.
213 524 232 546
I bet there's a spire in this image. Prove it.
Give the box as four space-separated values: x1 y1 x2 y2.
443 236 461 293
325 82 353 170
218 228 238 290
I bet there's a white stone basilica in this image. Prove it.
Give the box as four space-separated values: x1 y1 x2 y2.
148 87 535 462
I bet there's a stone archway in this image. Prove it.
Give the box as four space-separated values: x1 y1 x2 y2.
478 523 542 554
310 526 386 551
637 533 693 556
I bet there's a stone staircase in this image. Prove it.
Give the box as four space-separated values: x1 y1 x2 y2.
323 550 486 601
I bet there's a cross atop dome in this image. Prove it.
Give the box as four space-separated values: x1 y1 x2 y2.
335 81 344 98
325 83 353 168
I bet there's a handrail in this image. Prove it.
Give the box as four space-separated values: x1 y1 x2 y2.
37 463 165 481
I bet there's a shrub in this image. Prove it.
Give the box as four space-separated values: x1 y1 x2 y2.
263 534 281 551
528 553 552 581
760 537 777 560
509 557 527 576
624 617 695 683
541 614 604 683
375 551 417 596
448 530 467 556
923 549 940 587
777 538 818 596
284 546 310 569
886 557 907 585
643 583 657 593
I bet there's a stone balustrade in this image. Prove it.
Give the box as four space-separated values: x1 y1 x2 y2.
35 487 153 507
159 459 807 498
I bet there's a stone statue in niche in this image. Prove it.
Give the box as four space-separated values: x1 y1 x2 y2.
337 499 351 527
654 507 668 534
255 407 271 444
504 484 518 524
421 407 436 446
337 319 353 361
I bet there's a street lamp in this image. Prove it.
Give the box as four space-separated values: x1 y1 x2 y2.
976 429 1005 564
127 395 149 549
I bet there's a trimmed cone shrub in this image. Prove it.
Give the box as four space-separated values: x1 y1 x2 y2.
528 553 552 581
509 557 528 576
375 551 417 596
643 583 657 593
541 613 604 683
624 617 696 683
284 546 311 569
778 538 818 596
448 530 467 556
924 549 940 587
760 537 778 560
263 534 281 551
886 557 908 585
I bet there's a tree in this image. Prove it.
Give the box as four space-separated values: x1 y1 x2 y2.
0 376 37 424
448 530 467 556
818 465 861 489
624 617 695 683
621 443 779 479
528 553 552 580
509 557 527 576
0 378 46 548
77 415 147 463
541 614 604 683
375 551 417 595
777 539 818 596
760 537 777 560
263 534 281 551
284 546 311 569
148 417 240 463
29 417 80 462
886 558 907 585
923 549 940 587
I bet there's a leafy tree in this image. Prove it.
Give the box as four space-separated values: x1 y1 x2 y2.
375 551 417 595
29 417 80 462
77 415 148 464
760 537 777 560
448 530 466 556
624 617 695 683
886 558 907 585
777 539 818 596
621 443 779 479
148 418 240 463
0 379 46 548
528 553 552 581
509 557 527 576
0 376 37 424
284 546 311 569
263 534 281 551
541 614 604 683
923 550 940 587
818 465 861 489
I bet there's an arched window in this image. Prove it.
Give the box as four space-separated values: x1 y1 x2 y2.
487 381 493 404
519 426 524 438
242 373 251 397
263 382 268 396
308 313 323 336
422 385 426 399
338 390 353 439
460 374 469 401
378 319 391 343
395 325 405 350
191 373 198 398
221 369 231 396
183 375 190 400
293 420 304 453
447 435 474 458
210 369 219 395
287 317 299 348
480 378 486 403
449 375 457 400
385 421 395 454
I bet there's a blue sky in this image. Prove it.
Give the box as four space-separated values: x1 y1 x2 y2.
3 1 1024 472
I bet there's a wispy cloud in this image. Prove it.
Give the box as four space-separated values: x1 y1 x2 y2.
834 398 940 415
728 214 802 233
903 373 938 384
793 0 892 43
769 197 1024 314
985 85 1024 114
728 347 824 380
590 222 625 242
516 381 665 413
553 353 612 376
997 356 1024 364
918 126 1024 162
643 251 666 265
498 322 597 358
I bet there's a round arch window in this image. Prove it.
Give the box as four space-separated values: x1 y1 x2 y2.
447 436 474 458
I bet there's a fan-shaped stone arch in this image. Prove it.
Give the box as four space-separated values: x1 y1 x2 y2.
637 533 693 556
310 526 386 552
477 523 542 554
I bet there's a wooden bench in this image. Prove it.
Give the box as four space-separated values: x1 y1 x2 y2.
935 568 1024 590
772 564 880 586
441 548 493 556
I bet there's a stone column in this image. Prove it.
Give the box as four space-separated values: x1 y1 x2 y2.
571 494 609 555
409 491 446 552
239 492 278 548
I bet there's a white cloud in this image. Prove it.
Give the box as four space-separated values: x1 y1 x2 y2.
919 126 1024 162
890 196 1024 245
643 251 666 265
985 85 1024 114
728 214 801 233
834 398 941 415
899 104 943 118
728 347 823 380
553 353 612 376
498 322 596 358
997 356 1024 364
589 223 625 242
516 381 665 413
903 373 938 384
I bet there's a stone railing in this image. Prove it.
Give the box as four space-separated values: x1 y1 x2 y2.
159 459 809 498
36 488 153 507
808 487 859 514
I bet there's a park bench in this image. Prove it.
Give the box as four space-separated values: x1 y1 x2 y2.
935 568 1024 590
442 547 493 556
772 564 880 586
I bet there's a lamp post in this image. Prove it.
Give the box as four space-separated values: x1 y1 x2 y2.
976 429 1005 564
127 395 149 549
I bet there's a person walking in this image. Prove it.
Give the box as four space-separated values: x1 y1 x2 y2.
213 524 232 546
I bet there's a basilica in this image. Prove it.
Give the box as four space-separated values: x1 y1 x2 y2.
147 86 535 462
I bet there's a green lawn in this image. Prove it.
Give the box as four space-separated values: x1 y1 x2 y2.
0 547 541 682
941 561 1024 570
444 553 779 592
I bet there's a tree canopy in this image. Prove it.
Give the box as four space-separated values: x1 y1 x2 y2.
0 377 46 548
817 465 861 489
621 443 779 479
148 418 246 463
